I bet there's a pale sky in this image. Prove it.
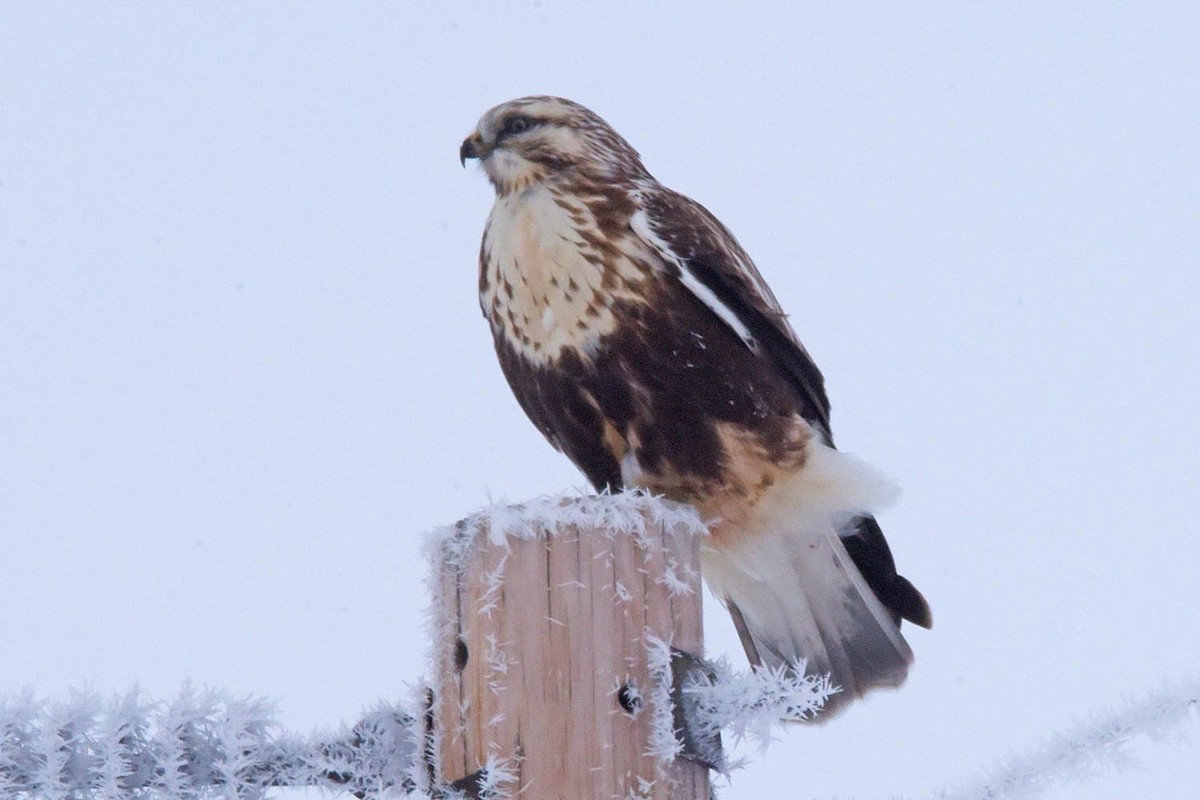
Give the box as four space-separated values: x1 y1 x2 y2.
3 4 1199 798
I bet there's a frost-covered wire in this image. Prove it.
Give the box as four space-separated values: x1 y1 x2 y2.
644 633 836 775
0 686 419 799
932 672 1200 800
682 656 836 753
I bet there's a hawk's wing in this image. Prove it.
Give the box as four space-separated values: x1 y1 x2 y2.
633 187 833 441
633 186 933 630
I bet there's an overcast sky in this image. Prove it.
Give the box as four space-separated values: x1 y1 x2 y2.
3 4 1199 798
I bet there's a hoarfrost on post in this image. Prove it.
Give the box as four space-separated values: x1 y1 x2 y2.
478 553 510 619
624 774 657 800
474 753 518 800
613 580 633 604
403 682 437 797
423 489 708 574
643 632 686 763
422 491 707 796
656 557 698 597
611 678 645 720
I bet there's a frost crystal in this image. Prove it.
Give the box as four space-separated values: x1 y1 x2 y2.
932 672 1200 800
683 658 836 753
0 686 421 799
422 489 708 574
643 633 685 764
656 558 698 597
474 753 518 800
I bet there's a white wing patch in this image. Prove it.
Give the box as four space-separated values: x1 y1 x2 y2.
629 209 759 354
676 268 758 352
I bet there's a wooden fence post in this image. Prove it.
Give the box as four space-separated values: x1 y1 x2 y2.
428 494 713 799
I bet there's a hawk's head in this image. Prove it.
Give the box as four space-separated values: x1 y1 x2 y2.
460 96 648 195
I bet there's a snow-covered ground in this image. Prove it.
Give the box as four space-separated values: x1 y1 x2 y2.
3 5 1198 798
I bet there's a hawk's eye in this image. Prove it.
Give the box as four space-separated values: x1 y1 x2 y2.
501 115 532 137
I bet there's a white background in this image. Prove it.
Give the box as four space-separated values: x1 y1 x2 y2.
3 4 1198 798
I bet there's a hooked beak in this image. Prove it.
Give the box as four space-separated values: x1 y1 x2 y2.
459 132 489 167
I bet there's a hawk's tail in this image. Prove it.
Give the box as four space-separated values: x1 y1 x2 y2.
700 444 924 720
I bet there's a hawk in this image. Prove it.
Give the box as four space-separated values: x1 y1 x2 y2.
460 96 931 717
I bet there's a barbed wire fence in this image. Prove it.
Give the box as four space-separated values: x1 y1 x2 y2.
932 672 1200 800
1 671 1196 800
2 494 1197 799
0 686 421 800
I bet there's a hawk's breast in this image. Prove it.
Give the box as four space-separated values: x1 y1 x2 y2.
479 185 650 366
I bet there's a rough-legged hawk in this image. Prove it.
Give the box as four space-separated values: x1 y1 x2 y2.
460 96 931 718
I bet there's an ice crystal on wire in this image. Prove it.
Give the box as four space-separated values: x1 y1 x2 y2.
933 672 1200 800
683 658 836 753
0 686 421 799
